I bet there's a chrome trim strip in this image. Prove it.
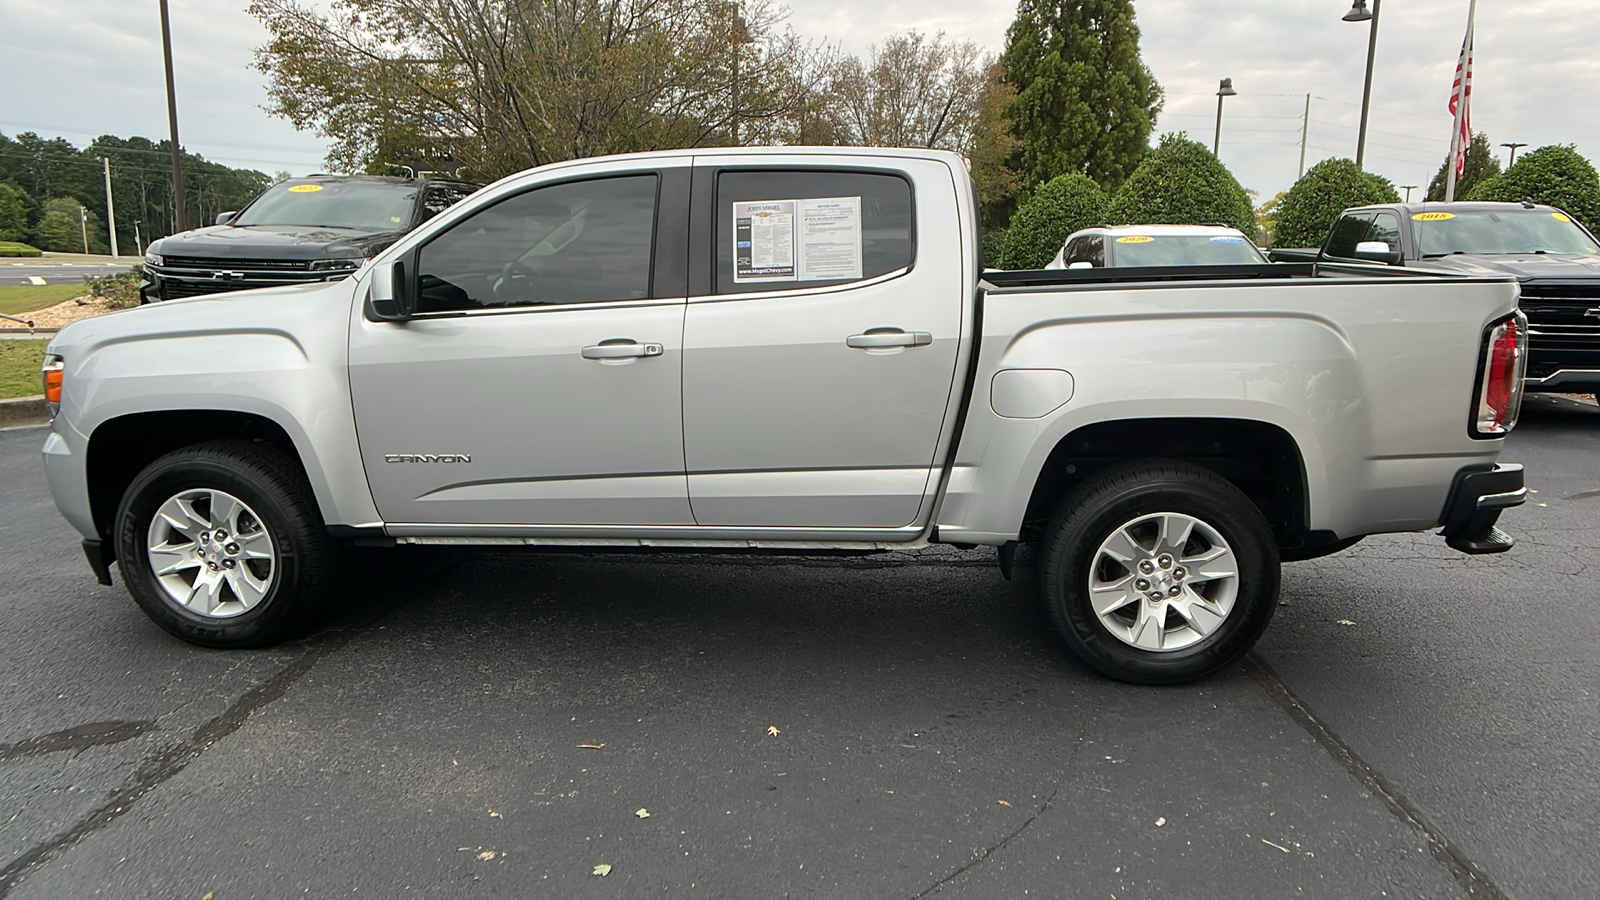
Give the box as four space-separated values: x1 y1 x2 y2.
1523 368 1600 386
384 522 928 543
1477 487 1529 510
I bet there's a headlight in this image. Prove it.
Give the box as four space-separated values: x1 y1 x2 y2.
308 257 364 272
41 355 64 418
144 252 163 267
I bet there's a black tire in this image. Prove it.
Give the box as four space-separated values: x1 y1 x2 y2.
114 439 333 647
1038 460 1279 684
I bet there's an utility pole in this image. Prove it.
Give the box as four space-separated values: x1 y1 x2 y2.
159 0 186 232
101 157 120 258
134 221 144 257
79 206 89 255
1298 94 1310 179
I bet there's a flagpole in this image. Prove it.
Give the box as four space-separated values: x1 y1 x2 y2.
1445 0 1478 203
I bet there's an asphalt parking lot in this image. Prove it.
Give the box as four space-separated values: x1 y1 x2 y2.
1 395 1596 899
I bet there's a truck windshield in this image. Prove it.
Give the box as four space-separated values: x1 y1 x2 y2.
1416 209 1599 256
231 180 418 230
1110 235 1265 266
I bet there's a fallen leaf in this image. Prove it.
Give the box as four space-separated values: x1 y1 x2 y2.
578 744 605 750
1336 619 1357 626
477 850 498 861
592 864 612 877
1262 839 1291 853
636 808 651 818
488 809 502 818
202 894 214 900
996 800 1012 807
767 726 781 737
1155 817 1166 827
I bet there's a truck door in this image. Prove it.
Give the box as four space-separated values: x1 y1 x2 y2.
349 168 692 526
680 162 964 529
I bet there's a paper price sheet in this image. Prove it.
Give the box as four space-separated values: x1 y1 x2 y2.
733 196 863 284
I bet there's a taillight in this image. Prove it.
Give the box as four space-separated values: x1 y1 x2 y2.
41 355 63 418
1472 312 1527 437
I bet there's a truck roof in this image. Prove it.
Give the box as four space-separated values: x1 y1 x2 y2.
1344 200 1565 216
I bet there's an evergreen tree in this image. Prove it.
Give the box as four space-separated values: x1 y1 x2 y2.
0 183 29 243
998 172 1110 269
1109 133 1256 238
1425 132 1500 201
34 198 88 253
1273 158 1400 249
1000 0 1163 190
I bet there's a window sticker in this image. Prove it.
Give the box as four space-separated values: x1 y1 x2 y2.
1412 211 1454 221
287 184 323 193
1116 235 1154 243
733 197 863 283
1209 236 1246 243
1552 212 1573 222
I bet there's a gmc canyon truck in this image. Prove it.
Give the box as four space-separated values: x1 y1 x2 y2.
40 148 1529 684
1270 201 1600 395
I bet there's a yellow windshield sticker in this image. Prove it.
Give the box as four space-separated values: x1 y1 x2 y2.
1553 212 1573 222
390 216 402 223
1116 235 1155 243
287 184 323 193
1412 211 1454 221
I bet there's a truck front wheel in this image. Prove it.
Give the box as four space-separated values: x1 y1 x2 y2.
114 440 333 647
1038 461 1280 684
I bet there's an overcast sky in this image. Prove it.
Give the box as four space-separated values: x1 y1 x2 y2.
3 1 1596 200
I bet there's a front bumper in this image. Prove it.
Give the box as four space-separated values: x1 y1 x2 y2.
1438 463 1526 554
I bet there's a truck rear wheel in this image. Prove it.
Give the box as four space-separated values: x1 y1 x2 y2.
114 440 332 647
1038 460 1279 684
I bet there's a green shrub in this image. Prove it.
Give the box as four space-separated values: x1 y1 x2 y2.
1273 158 1401 249
1468 145 1600 229
1109 133 1256 238
0 241 42 258
83 265 143 309
981 227 1007 270
998 173 1110 269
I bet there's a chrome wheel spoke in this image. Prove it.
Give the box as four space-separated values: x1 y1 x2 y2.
150 544 200 577
224 568 268 608
1088 511 1239 654
186 572 220 616
1129 602 1165 651
1099 527 1145 565
1157 515 1196 556
1183 545 1238 584
1090 574 1137 616
1171 588 1225 638
233 530 273 560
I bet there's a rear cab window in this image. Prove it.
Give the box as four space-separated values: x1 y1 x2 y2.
713 170 915 294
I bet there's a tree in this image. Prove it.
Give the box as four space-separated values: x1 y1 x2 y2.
1425 132 1500 201
826 32 989 149
1000 0 1163 190
34 198 88 253
998 172 1109 269
1108 133 1255 237
1468 144 1600 229
0 182 29 243
1273 158 1400 249
969 63 1024 233
250 0 834 181
1255 191 1287 248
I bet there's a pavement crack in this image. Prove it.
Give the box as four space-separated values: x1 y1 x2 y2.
908 784 1061 899
1244 653 1509 900
0 721 155 763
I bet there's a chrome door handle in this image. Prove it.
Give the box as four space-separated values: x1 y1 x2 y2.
581 341 664 360
846 330 933 349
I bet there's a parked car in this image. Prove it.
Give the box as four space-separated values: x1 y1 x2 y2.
43 147 1526 684
140 175 480 303
1045 224 1268 269
1269 201 1600 395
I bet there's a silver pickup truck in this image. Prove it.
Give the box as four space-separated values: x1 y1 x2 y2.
39 147 1529 683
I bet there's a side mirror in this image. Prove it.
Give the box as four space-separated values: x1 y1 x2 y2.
215 211 238 226
366 260 415 322
1067 261 1095 270
1353 240 1403 266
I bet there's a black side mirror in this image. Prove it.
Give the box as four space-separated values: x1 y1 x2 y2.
366 260 415 322
1353 241 1404 266
215 211 238 226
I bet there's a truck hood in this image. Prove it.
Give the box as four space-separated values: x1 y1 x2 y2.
149 224 401 261
1418 253 1600 281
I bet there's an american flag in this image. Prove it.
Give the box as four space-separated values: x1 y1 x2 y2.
1448 18 1475 178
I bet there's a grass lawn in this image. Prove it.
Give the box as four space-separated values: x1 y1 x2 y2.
0 241 42 257
0 283 87 316
0 339 49 400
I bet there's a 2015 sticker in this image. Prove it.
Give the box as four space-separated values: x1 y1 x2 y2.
1116 235 1155 243
1412 211 1454 221
287 184 323 193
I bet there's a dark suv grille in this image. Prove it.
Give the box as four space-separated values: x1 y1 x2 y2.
1520 283 1600 380
162 256 313 271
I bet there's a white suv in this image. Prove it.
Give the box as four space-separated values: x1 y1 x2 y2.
1046 224 1267 269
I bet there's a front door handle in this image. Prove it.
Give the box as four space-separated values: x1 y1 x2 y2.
581 340 664 360
846 329 933 349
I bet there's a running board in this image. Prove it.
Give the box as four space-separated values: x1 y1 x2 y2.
394 536 930 552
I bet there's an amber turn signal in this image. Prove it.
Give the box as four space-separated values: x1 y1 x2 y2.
41 355 64 414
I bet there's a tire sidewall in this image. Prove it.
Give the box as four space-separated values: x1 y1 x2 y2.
1043 472 1279 684
115 452 310 647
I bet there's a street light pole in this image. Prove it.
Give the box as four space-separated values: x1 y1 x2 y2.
1213 78 1236 157
1401 184 1418 202
101 157 119 258
1500 142 1527 166
1343 0 1382 169
159 0 186 233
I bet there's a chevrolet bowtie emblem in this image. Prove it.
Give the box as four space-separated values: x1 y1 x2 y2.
210 271 244 281
1585 307 1600 318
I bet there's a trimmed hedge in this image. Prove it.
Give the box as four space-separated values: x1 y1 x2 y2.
998 173 1110 269
1468 144 1600 229
1273 158 1401 249
1109 133 1256 238
0 242 42 258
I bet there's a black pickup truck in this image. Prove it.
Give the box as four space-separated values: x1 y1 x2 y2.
141 175 480 303
1270 202 1600 395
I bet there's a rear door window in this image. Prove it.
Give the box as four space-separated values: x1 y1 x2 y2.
714 170 914 294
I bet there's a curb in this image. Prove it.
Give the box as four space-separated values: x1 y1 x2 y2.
0 395 49 429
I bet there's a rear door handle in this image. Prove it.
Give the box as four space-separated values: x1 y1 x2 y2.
581 340 664 359
845 330 933 349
